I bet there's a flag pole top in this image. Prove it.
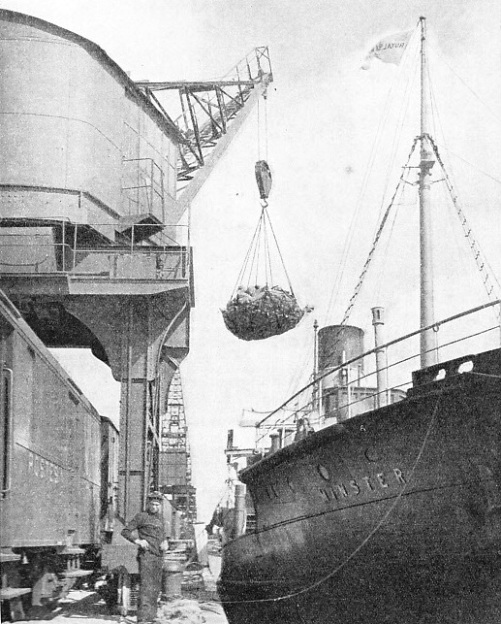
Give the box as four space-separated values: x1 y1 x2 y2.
420 16 427 37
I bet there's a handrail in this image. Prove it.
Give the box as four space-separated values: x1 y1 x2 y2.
256 298 501 428
0 220 191 281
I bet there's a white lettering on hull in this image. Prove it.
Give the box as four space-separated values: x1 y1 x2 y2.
319 468 406 502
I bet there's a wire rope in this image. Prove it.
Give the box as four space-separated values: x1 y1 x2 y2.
339 138 419 329
441 150 501 186
251 217 262 287
221 391 443 606
255 297 500 429
256 97 261 159
434 47 501 127
323 25 420 327
261 204 294 294
255 317 500 443
230 202 294 297
372 181 407 303
262 207 273 286
232 208 265 295
232 213 263 295
425 57 500 328
428 135 501 299
301 29 421 419
375 34 420 232
264 94 269 161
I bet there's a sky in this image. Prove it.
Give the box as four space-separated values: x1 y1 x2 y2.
2 0 500 519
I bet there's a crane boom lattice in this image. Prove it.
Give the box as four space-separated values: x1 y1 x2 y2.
136 47 273 207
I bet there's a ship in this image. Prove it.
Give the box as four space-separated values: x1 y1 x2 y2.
218 18 501 624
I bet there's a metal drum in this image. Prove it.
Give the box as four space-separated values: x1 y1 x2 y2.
162 552 186 600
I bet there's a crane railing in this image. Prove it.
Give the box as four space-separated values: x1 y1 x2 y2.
0 220 191 282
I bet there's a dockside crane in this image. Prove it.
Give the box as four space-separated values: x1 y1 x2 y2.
117 45 273 518
0 40 272 524
0 10 272 614
110 46 273 614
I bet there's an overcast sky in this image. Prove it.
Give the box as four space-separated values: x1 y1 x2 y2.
3 0 500 518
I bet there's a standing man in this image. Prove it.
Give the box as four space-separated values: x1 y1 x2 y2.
121 491 169 623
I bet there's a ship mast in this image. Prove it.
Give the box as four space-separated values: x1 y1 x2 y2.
419 16 437 368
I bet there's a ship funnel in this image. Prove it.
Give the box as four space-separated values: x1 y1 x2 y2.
318 325 364 378
317 325 365 422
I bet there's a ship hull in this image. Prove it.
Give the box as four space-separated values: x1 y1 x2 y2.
219 350 501 623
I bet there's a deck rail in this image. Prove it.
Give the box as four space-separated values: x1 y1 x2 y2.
251 299 501 454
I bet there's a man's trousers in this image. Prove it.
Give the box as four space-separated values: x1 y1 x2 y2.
137 551 163 622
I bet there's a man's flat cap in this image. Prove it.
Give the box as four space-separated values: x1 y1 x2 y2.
147 491 163 501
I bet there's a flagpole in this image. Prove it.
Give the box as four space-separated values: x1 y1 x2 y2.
418 16 437 368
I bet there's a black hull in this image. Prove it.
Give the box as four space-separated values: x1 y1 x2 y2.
219 349 501 623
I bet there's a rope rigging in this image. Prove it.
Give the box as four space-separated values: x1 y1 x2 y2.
340 137 420 327
427 134 501 305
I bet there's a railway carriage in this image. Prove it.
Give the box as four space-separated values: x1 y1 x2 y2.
0 291 110 619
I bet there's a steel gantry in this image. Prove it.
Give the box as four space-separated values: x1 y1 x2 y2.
136 46 273 216
0 9 272 556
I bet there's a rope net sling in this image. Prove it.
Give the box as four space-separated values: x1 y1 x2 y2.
222 161 311 341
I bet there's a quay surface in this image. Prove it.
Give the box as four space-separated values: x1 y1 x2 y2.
21 589 228 624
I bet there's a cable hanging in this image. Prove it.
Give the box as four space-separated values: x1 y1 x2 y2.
222 161 312 341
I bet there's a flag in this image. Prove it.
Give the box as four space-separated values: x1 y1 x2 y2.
361 30 412 70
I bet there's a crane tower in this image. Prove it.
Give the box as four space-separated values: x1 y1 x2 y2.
159 371 197 530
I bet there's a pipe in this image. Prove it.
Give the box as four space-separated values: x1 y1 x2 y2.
232 484 247 538
372 307 388 408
